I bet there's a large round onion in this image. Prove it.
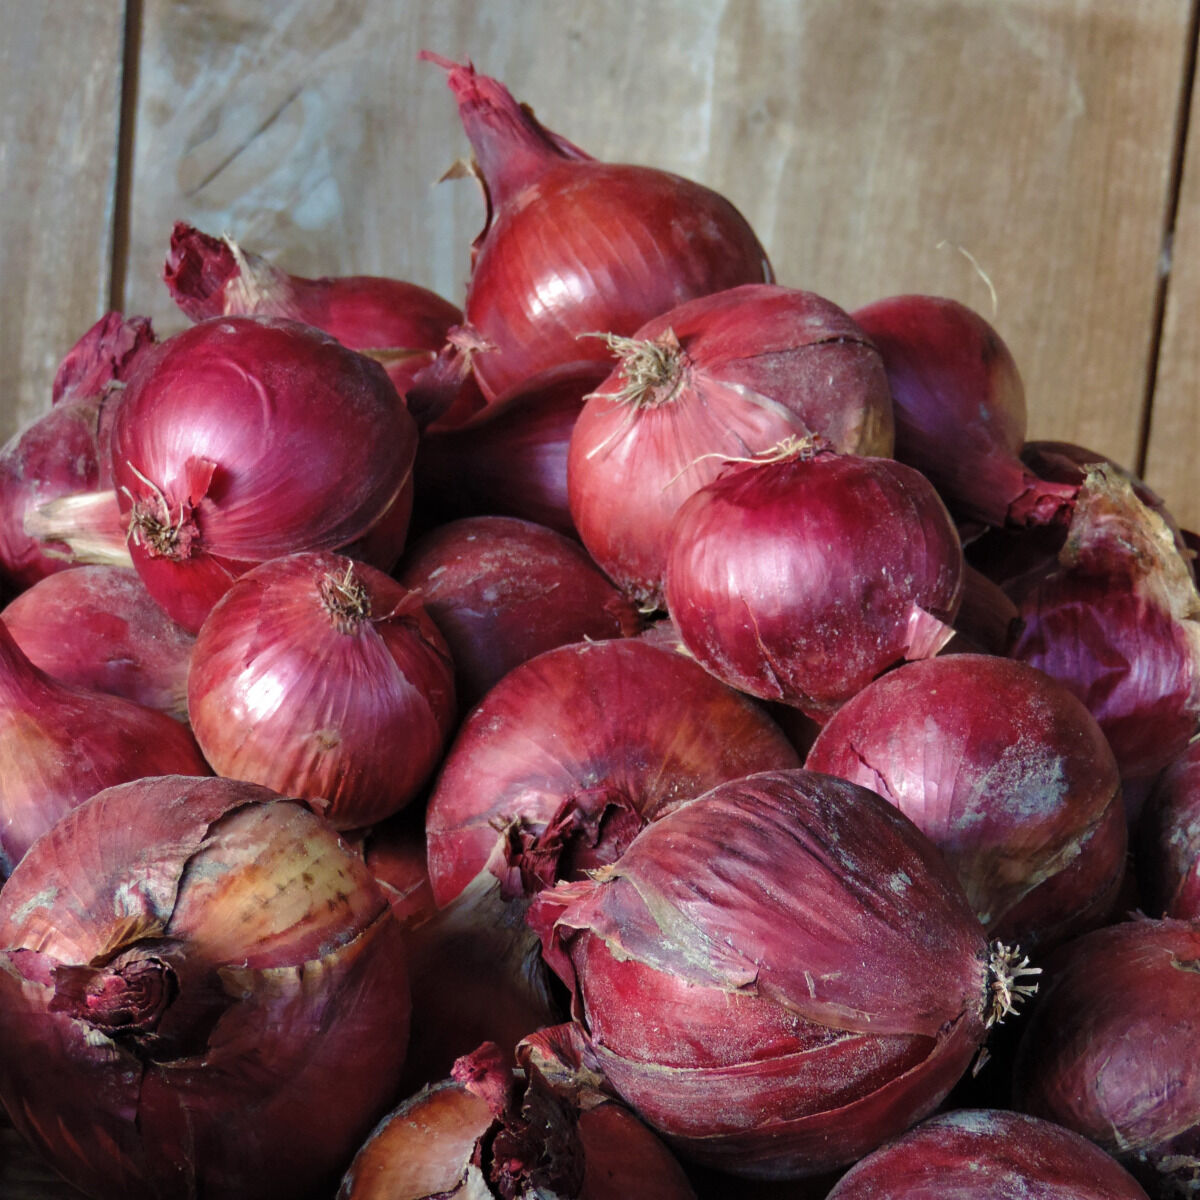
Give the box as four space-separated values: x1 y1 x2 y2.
528 768 1036 1179
0 774 411 1200
188 550 456 829
111 315 418 632
806 653 1126 948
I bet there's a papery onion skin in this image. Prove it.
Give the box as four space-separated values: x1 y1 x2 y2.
1139 739 1200 919
0 774 411 1200
825 1108 1151 1199
111 315 418 633
425 54 772 402
527 768 1000 1179
51 310 156 406
424 637 801 909
567 284 894 608
664 445 964 720
397 515 641 711
1013 918 1200 1198
188 551 455 830
806 653 1126 948
2 565 193 720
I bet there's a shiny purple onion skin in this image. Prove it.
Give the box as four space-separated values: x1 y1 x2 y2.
826 1109 1150 1199
1014 918 1200 1198
529 769 993 1179
806 653 1126 949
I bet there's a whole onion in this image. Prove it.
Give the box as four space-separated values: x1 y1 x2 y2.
111 315 418 632
0 618 208 877
1138 738 1200 918
806 653 1126 948
397 514 641 711
852 294 1077 528
424 53 772 401
528 768 1038 1178
1013 918 1200 1197
567 284 894 608
0 774 411 1200
188 550 456 830
826 1109 1150 1198
664 441 964 720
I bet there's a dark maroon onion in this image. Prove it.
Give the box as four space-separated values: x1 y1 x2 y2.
188 550 456 830
852 295 1077 528
0 775 411 1200
806 653 1126 948
1139 739 1200 918
397 515 641 710
664 442 964 720
1013 918 1200 1198
826 1108 1150 1198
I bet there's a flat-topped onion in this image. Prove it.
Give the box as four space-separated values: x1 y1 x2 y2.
664 440 964 721
567 284 894 608
806 653 1126 948
110 315 418 632
423 53 772 402
528 768 1039 1179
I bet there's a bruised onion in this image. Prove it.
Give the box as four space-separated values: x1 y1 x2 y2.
188 551 455 830
528 768 1038 1179
826 1109 1150 1198
567 284 894 608
852 295 1076 528
2 565 193 720
0 774 411 1200
111 315 418 632
664 441 964 720
397 515 641 710
806 653 1126 948
424 54 772 401
1013 918 1200 1198
0 619 208 877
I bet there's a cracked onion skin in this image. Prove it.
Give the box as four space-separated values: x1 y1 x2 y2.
0 775 411 1200
528 768 1003 1179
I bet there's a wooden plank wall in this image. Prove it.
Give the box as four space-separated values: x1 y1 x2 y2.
3 0 1198 527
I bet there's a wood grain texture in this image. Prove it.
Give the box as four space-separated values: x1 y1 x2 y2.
0 2 126 443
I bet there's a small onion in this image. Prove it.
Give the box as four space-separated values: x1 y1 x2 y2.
806 653 1126 948
825 1109 1150 1199
188 550 456 830
0 774 411 1200
528 768 1038 1178
1138 739 1200 918
664 441 964 720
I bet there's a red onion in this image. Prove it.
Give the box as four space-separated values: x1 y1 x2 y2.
423 54 772 401
852 295 1077 528
664 441 964 720
0 774 411 1200
111 315 419 632
397 515 641 710
1138 739 1200 918
2 565 193 720
528 768 1038 1179
0 618 208 877
806 653 1126 948
413 359 607 537
567 284 894 608
188 550 455 830
1006 464 1200 797
826 1109 1150 1198
358 810 438 931
1013 918 1200 1197
425 637 800 908
51 310 156 406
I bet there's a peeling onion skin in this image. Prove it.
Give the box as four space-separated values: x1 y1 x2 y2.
806 654 1126 949
826 1109 1151 1198
528 769 1000 1180
0 775 411 1200
1140 740 1200 919
424 54 772 403
1013 918 1200 1199
111 315 419 633
424 637 801 909
664 445 964 721
188 550 456 830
